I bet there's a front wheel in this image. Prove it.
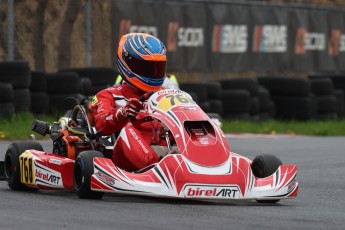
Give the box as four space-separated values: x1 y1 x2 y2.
5 141 43 190
74 150 104 199
252 154 282 204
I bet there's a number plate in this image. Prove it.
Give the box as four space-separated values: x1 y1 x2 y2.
157 94 194 111
19 151 35 185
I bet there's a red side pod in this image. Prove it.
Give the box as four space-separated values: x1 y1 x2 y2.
29 150 75 189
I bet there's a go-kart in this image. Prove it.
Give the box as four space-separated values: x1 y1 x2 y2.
4 89 298 202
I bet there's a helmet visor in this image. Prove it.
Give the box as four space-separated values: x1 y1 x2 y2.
125 55 166 79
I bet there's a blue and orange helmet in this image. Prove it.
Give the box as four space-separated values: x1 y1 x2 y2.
116 33 167 92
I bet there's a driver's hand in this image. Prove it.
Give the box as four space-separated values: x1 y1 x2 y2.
119 98 144 118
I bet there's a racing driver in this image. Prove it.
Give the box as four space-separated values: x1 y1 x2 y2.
90 33 167 172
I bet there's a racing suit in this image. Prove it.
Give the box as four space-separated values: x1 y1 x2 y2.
91 82 161 172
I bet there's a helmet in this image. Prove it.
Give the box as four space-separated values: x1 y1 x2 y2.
116 33 167 92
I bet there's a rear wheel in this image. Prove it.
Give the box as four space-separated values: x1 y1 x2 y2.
74 150 104 199
252 154 282 203
5 141 43 190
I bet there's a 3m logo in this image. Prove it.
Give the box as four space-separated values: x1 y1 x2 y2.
184 185 240 199
213 25 248 53
167 22 204 51
295 27 326 55
118 19 158 40
253 25 287 53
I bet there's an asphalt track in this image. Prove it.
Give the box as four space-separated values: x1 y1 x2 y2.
0 135 344 230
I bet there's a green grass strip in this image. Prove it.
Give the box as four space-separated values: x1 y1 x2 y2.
1 112 345 140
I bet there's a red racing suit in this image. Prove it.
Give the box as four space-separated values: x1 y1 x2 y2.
91 82 161 172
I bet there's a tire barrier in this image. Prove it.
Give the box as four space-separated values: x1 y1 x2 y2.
30 71 47 92
0 61 31 89
258 77 310 96
220 78 259 97
209 100 223 115
0 83 14 103
310 78 333 95
221 89 251 115
59 67 116 94
272 96 314 120
46 73 81 94
198 101 210 113
333 89 345 117
206 81 222 100
218 78 261 118
31 92 50 114
180 83 208 102
0 103 15 118
257 87 273 113
46 73 83 112
0 83 15 118
258 77 314 120
80 78 94 96
13 89 31 112
30 71 50 114
49 94 86 112
0 61 32 112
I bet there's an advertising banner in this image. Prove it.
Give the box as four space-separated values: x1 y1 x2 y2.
112 0 345 73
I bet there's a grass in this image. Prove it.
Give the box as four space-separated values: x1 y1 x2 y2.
0 112 57 140
1 112 345 140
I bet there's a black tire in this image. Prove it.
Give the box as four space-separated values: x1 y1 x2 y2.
250 97 260 115
74 150 104 199
310 78 333 95
333 89 344 117
31 92 50 114
0 83 14 103
258 77 310 96
0 61 31 89
0 103 15 118
30 71 47 92
219 78 259 97
272 96 313 120
209 100 223 115
221 89 251 114
186 91 199 103
59 68 117 86
13 89 31 112
46 73 81 94
49 94 86 112
258 87 272 113
206 82 222 100
90 85 109 95
252 154 282 203
198 101 210 113
80 78 94 96
4 141 43 190
180 83 208 102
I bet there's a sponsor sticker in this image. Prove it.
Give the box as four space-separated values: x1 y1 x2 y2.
92 96 98 105
184 185 240 199
95 171 115 185
49 159 62 165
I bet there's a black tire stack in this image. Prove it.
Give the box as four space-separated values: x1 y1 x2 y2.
180 83 210 112
310 78 338 119
59 68 117 96
258 77 314 120
46 72 84 112
206 81 223 115
30 71 50 114
0 83 15 118
218 78 260 119
0 61 31 112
